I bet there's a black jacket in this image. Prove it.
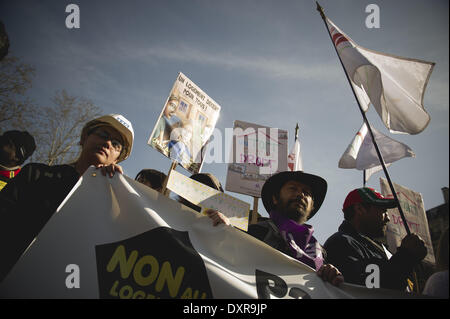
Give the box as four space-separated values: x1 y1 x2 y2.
324 220 416 290
0 163 79 281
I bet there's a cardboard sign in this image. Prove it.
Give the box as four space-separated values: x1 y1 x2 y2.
225 120 288 197
147 72 221 174
379 178 435 264
166 170 250 231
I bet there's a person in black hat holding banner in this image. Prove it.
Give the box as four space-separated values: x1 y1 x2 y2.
324 187 427 291
247 170 344 286
0 130 36 191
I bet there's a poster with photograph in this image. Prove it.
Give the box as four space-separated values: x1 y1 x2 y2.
147 72 221 174
379 178 435 264
225 120 288 198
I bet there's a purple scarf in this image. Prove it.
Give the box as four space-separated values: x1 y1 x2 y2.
270 210 324 270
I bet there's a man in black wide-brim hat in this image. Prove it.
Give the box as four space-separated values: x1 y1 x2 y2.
247 170 344 286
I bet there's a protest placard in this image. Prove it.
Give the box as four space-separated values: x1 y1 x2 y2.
225 120 288 197
166 170 250 231
380 178 435 264
147 72 221 174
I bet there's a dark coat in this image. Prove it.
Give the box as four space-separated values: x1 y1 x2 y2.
0 163 79 281
324 220 416 290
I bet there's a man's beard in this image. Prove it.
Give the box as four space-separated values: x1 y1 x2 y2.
276 198 310 224
372 224 388 239
363 221 388 239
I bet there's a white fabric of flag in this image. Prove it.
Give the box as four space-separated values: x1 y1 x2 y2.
326 17 435 135
364 166 384 184
339 123 415 179
288 139 303 171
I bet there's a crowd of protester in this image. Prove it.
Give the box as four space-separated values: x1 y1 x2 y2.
0 113 448 298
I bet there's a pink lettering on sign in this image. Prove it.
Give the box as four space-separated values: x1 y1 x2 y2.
239 154 273 168
390 214 420 233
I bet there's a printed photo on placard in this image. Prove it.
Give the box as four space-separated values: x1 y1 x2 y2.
148 72 221 174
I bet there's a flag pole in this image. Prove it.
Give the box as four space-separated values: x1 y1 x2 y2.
316 2 411 235
294 123 299 141
363 170 366 187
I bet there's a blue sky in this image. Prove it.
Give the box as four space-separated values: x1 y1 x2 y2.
1 0 448 243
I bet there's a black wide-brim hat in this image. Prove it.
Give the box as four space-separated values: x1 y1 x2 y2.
261 171 327 221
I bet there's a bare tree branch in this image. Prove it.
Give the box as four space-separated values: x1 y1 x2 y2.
0 56 35 129
32 90 102 165
1 56 103 165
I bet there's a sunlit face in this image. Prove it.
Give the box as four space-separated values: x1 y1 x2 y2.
273 180 315 224
81 125 123 166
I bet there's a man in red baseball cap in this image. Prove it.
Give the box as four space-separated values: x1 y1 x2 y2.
324 187 427 291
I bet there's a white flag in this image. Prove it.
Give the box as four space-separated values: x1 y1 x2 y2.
364 166 383 184
339 123 415 180
326 17 435 134
288 138 303 171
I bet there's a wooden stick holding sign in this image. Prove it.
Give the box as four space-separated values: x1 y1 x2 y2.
162 161 178 196
250 197 259 225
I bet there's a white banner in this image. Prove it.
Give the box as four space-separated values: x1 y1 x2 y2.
379 178 435 264
0 168 419 299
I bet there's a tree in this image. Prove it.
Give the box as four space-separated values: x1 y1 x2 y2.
31 90 102 165
0 55 35 130
0 21 10 60
1 56 102 165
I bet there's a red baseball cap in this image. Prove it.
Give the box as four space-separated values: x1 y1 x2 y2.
343 187 397 211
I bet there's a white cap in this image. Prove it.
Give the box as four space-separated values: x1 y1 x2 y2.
81 114 134 162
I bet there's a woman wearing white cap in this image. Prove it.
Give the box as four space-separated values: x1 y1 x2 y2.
75 113 134 176
0 114 134 282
